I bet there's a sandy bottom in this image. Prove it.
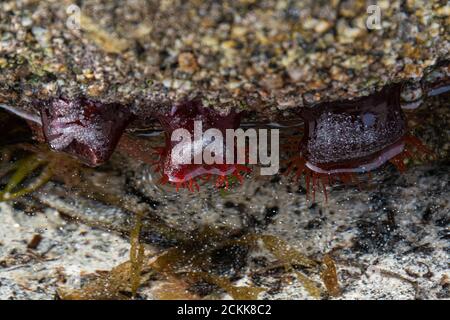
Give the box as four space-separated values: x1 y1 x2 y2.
0 160 448 300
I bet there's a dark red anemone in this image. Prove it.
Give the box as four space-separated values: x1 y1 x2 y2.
152 100 250 191
286 85 432 200
40 97 133 166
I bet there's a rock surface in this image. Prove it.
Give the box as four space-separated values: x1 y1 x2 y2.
0 0 449 118
0 0 449 300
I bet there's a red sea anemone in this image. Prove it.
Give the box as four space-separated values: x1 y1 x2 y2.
40 97 133 166
285 85 432 200
152 100 251 191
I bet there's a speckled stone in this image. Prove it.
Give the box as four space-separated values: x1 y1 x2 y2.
0 0 448 120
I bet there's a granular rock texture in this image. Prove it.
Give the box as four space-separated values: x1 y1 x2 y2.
0 0 449 119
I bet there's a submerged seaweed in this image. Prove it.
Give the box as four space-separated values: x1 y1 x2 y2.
0 87 448 300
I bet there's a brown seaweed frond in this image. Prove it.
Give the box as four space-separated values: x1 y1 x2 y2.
0 153 51 202
58 228 343 300
0 145 87 202
321 254 341 297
